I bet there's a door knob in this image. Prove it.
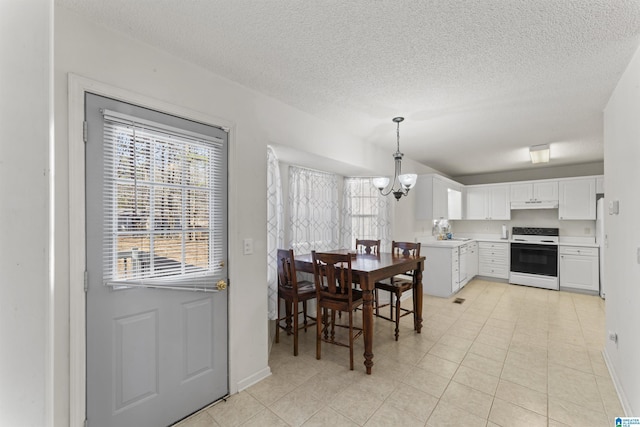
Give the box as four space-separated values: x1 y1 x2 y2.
216 280 227 291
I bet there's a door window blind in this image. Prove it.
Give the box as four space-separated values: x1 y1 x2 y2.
102 109 226 290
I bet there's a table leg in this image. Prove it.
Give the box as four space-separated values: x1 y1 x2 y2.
362 285 374 374
414 265 423 333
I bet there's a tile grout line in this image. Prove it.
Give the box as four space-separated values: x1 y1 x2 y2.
180 281 613 427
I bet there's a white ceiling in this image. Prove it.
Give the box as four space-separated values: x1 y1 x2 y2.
58 0 640 177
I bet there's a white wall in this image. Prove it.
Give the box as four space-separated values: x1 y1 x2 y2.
454 161 604 185
0 1 53 426
51 6 434 425
603 42 640 416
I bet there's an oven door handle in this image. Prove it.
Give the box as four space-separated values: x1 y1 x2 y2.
511 243 558 252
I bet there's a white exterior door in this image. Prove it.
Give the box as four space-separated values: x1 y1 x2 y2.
85 93 229 427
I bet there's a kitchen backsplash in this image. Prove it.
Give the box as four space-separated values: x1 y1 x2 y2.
450 209 596 238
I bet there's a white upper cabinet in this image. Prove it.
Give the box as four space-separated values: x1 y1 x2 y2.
510 183 533 202
432 177 448 219
465 184 510 220
596 176 605 194
465 187 487 220
510 181 558 202
447 187 463 220
488 185 511 220
559 178 596 220
535 181 559 201
415 174 463 221
415 175 602 222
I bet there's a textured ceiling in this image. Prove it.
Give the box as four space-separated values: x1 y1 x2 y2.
57 0 640 177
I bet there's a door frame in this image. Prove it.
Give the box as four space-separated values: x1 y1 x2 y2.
68 74 236 427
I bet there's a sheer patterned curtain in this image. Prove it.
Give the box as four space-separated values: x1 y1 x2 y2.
289 166 339 253
266 146 284 320
342 177 392 250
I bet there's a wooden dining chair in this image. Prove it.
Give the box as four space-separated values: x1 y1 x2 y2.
374 241 421 341
349 239 381 316
355 239 380 255
275 249 317 356
311 251 363 370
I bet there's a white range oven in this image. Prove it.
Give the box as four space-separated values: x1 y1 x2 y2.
509 227 559 290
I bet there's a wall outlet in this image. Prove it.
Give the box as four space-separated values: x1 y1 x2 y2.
243 238 253 255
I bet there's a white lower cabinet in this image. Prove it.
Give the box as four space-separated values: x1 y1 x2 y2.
478 241 509 279
423 246 460 298
459 242 477 288
559 245 599 293
468 241 479 280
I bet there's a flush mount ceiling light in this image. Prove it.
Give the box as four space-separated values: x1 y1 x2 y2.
372 117 417 201
530 144 550 164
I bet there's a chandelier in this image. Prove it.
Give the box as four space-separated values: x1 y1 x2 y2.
372 117 417 200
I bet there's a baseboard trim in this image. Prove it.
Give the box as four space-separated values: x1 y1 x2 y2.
475 276 509 283
603 347 633 416
236 366 272 392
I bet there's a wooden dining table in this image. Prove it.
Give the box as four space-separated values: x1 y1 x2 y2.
294 250 426 374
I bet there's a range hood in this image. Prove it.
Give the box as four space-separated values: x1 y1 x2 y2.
510 200 559 210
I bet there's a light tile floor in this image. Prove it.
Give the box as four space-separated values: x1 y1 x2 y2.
175 279 623 427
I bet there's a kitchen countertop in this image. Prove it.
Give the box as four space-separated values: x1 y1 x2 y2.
559 242 599 248
559 237 598 248
419 240 467 248
418 237 598 248
417 237 509 248
474 238 510 244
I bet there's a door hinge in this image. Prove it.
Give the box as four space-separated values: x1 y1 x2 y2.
83 121 88 143
84 271 88 292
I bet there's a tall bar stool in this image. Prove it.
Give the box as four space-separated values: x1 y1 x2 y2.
311 251 363 370
275 249 316 356
355 239 380 255
374 241 421 341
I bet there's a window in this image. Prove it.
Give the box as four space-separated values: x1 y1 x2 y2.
342 177 392 249
288 166 339 253
102 110 226 289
